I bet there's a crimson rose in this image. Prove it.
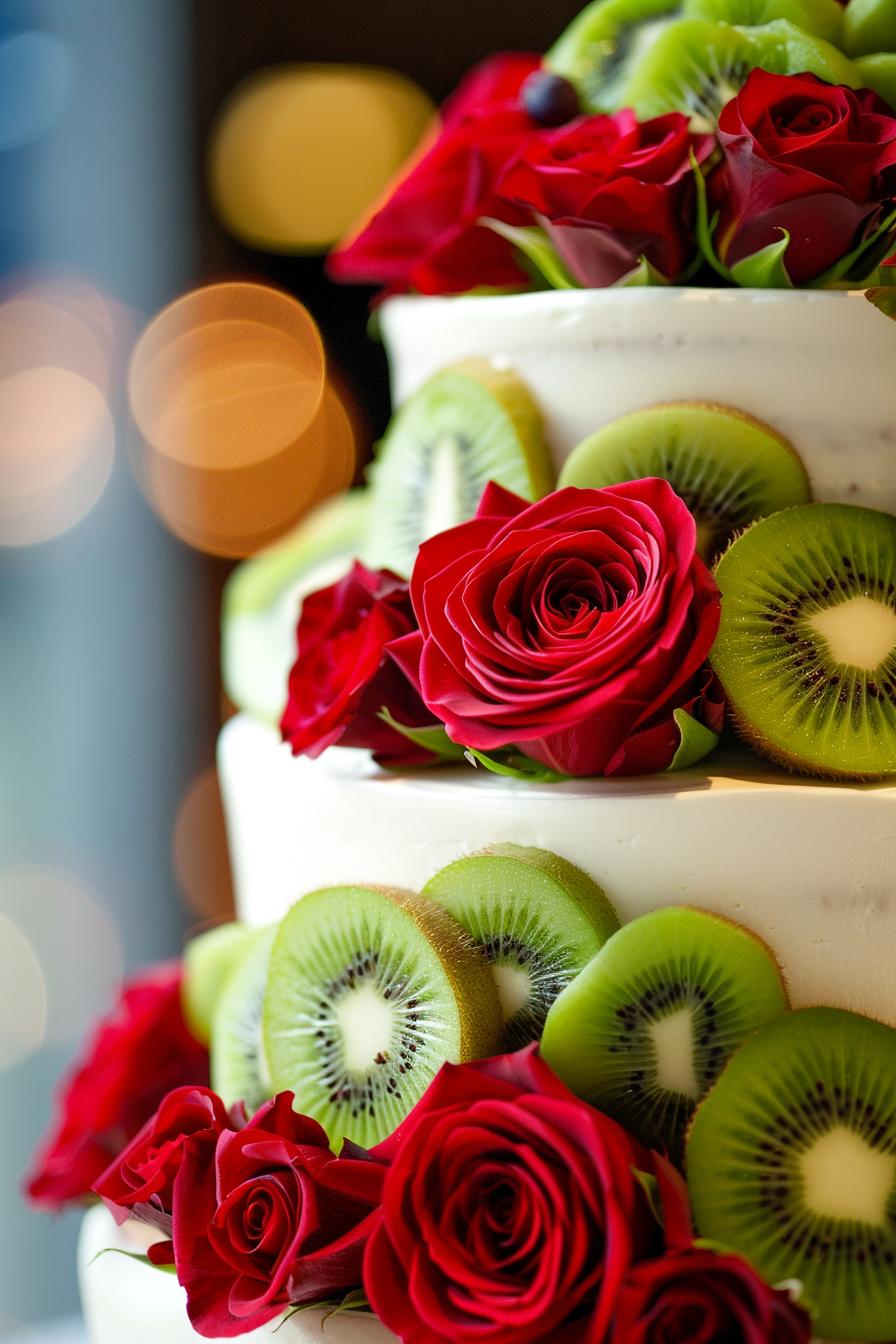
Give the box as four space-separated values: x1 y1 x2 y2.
713 70 896 284
172 1093 385 1337
364 1047 657 1344
496 110 715 284
609 1248 813 1344
327 53 542 295
389 481 721 777
280 561 439 767
25 963 209 1211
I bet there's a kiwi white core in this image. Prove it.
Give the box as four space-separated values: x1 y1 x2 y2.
649 1007 700 1099
809 596 896 671
799 1126 896 1226
334 982 394 1073
492 963 532 1023
421 436 465 542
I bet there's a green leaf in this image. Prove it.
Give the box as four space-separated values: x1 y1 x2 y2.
631 1166 664 1228
479 217 580 291
377 707 467 761
865 285 896 320
324 1290 373 1321
729 231 793 289
809 205 896 289
90 1248 177 1275
464 747 570 783
618 256 672 287
666 709 720 772
690 149 732 283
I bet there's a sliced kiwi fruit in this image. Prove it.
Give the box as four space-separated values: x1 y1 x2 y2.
421 844 620 1051
365 360 554 580
855 52 896 109
546 0 683 113
182 921 256 1045
221 490 370 724
687 1007 896 1343
263 885 502 1147
558 403 810 564
710 503 896 780
684 0 844 43
540 906 789 1162
618 19 861 122
211 924 277 1113
844 0 896 58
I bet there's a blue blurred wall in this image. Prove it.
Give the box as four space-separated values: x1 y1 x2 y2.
0 0 208 1325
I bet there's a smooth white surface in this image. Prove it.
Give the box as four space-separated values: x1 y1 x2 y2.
219 713 896 1027
77 1205 396 1344
380 288 896 516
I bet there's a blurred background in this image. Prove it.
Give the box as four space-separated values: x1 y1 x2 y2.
0 1 581 1337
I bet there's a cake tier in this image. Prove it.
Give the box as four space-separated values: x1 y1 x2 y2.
381 287 896 517
219 712 896 1027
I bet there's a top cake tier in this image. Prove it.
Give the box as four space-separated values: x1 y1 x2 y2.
381 286 896 517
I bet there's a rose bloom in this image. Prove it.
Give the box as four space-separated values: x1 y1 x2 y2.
363 1047 658 1344
712 70 896 284
25 963 209 1211
280 562 439 768
171 1093 386 1338
389 481 721 777
609 1248 813 1344
496 110 715 284
327 53 542 295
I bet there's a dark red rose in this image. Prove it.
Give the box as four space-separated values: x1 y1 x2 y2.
496 110 715 284
172 1093 386 1338
280 561 439 768
327 54 543 296
389 481 721 777
25 963 209 1211
93 1086 235 1227
712 70 896 284
364 1046 657 1344
609 1248 813 1344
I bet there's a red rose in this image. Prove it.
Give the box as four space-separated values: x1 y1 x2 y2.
609 1248 813 1344
364 1047 657 1344
25 963 209 1211
327 54 542 295
280 562 439 768
172 1093 386 1338
389 481 720 777
713 70 896 284
93 1086 235 1227
496 110 715 284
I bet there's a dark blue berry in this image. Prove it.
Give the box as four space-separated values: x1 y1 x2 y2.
521 71 581 128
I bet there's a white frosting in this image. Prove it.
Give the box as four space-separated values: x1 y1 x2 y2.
219 714 896 1027
380 288 896 516
78 1204 398 1343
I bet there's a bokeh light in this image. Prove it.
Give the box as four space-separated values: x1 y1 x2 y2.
0 867 122 1052
0 31 74 153
0 280 124 546
0 913 47 1074
172 767 236 920
129 281 356 557
209 64 435 252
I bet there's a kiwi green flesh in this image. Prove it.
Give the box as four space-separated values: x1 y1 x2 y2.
211 925 277 1113
687 1007 896 1342
264 886 471 1149
619 19 861 122
843 0 896 59
182 922 255 1045
366 368 552 580
540 906 788 1162
684 0 843 43
546 0 682 109
710 503 896 780
558 404 809 563
421 846 619 1051
855 52 896 110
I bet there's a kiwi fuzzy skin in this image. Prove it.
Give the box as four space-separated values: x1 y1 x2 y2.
370 885 504 1061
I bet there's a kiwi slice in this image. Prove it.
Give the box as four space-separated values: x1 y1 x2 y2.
684 0 844 44
421 844 620 1051
221 491 370 724
182 921 255 1045
263 885 502 1147
366 360 554 580
540 907 789 1162
855 52 896 109
844 0 896 58
687 1007 896 1343
210 924 277 1113
618 19 861 122
710 503 896 780
546 0 683 113
558 403 810 564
